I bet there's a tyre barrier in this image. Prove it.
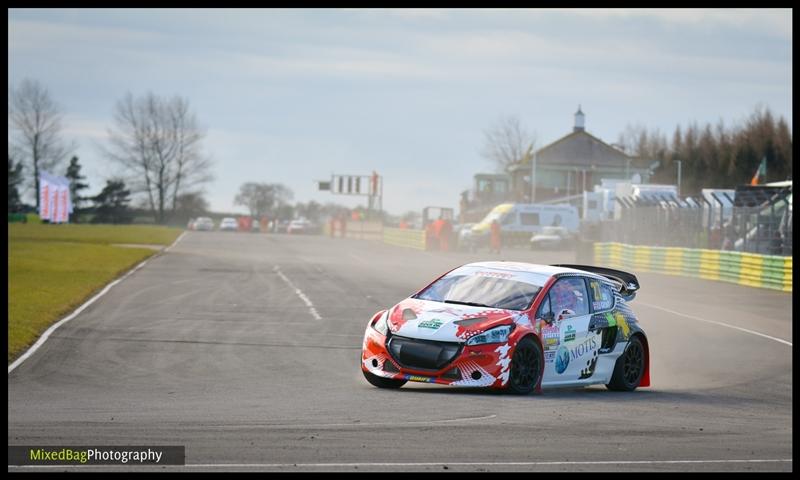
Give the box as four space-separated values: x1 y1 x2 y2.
383 227 426 250
594 242 792 292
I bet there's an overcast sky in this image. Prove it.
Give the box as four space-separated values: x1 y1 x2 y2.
8 8 792 216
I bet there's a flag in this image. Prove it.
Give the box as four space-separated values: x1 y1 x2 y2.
39 172 72 223
59 184 69 223
39 171 51 221
750 157 766 185
52 177 61 223
57 176 71 223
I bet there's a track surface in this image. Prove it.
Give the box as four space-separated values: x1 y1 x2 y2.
8 232 793 471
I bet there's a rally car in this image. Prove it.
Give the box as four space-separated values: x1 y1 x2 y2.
361 262 649 394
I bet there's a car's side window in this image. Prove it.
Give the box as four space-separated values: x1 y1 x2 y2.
536 292 551 320
550 277 590 317
588 279 615 312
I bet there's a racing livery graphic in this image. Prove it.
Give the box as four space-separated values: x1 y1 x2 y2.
361 262 650 394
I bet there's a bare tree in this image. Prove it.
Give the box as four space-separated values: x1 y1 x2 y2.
480 115 537 173
104 92 213 224
174 191 210 224
9 78 74 208
234 182 293 219
617 123 668 166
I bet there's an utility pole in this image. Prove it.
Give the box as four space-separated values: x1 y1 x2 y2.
530 150 537 202
676 160 682 197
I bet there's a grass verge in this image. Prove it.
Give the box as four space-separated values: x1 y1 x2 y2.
10 222 182 246
8 224 182 364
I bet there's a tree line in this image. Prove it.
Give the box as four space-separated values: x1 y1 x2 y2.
9 78 358 226
8 78 214 224
616 105 791 195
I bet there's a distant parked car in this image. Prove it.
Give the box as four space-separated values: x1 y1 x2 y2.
187 218 196 230
274 220 290 233
219 217 238 231
530 226 574 249
194 217 214 231
251 219 261 232
287 219 312 234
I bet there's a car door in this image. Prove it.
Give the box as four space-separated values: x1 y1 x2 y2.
542 276 596 385
584 278 620 383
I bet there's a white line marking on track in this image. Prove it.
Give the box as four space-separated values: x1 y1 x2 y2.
638 301 792 347
204 414 497 430
10 459 792 469
8 230 188 374
273 265 323 320
164 231 186 252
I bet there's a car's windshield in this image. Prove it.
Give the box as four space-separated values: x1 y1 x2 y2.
414 273 542 311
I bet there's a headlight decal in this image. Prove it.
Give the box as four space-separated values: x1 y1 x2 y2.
466 324 513 346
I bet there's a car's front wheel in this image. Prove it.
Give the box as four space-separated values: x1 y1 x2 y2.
362 369 407 389
506 337 542 395
606 336 645 391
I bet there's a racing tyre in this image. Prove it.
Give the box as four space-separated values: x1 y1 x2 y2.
606 336 645 391
507 337 542 395
362 369 407 389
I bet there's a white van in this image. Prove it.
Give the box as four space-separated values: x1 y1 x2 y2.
468 203 580 246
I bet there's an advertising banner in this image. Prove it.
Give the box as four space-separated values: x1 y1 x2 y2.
38 172 72 223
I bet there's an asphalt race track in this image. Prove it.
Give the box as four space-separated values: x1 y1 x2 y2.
8 232 793 472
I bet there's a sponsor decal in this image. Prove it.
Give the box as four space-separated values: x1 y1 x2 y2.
555 345 570 374
418 318 444 330
614 311 631 338
543 324 560 349
405 375 434 383
544 351 556 363
541 322 559 335
569 336 598 361
563 325 576 343
475 271 514 279
578 351 599 379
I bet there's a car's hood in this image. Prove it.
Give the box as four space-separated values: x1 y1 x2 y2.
387 298 520 343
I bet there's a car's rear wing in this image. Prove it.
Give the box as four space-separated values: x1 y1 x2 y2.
551 264 640 301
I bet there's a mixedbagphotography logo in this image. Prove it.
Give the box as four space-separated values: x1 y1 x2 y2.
8 446 185 466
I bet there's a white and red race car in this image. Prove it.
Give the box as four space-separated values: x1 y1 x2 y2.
362 262 649 394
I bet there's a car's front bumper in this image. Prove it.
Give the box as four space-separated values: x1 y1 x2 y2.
361 327 513 388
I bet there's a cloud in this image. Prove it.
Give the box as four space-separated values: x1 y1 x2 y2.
61 115 108 140
562 8 792 40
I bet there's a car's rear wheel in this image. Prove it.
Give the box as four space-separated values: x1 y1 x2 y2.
606 336 645 391
362 369 407 389
507 337 542 395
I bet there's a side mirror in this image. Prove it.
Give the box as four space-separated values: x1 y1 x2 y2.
558 308 576 321
542 311 555 324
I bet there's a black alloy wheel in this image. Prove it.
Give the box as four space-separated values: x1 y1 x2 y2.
507 337 542 395
606 336 645 391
